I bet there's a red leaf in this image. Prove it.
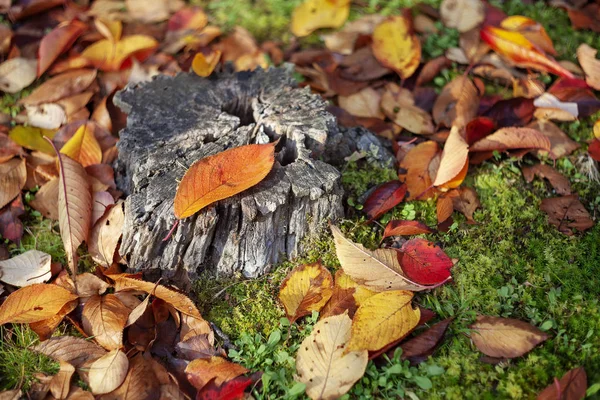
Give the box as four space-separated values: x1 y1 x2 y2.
399 238 453 285
482 97 535 128
465 117 495 145
37 20 87 77
363 181 407 220
589 139 600 161
383 220 433 239
196 376 253 400
537 367 587 400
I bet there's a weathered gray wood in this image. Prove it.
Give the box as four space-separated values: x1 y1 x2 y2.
114 65 393 286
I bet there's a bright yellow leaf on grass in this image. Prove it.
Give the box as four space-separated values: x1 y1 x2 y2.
81 32 158 72
192 50 221 77
291 0 350 37
372 16 421 79
60 124 102 167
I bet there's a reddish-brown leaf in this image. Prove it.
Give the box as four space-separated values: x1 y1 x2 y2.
0 195 25 243
399 238 453 286
436 192 455 224
399 141 440 200
383 220 434 239
589 139 600 161
526 120 580 159
540 195 594 236
522 164 571 195
37 20 87 77
0 157 27 210
482 97 535 128
433 76 479 129
197 375 254 400
186 356 248 390
537 367 587 400
399 318 452 364
0 133 23 163
363 181 407 221
465 117 495 145
470 127 551 153
20 69 97 106
451 187 480 224
320 270 376 319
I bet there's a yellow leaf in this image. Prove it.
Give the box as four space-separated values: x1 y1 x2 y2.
372 16 421 80
347 290 420 352
296 314 367 400
81 35 158 72
174 142 276 219
60 124 102 167
191 50 221 77
291 0 350 37
278 262 333 323
0 284 78 325
594 119 600 140
8 125 56 155
320 270 376 319
500 15 556 55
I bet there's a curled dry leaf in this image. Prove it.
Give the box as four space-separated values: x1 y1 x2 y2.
296 313 368 400
470 127 552 153
437 193 455 224
400 318 452 364
0 157 27 210
174 142 276 219
0 283 78 325
537 367 587 400
186 356 248 390
0 58 37 93
20 69 98 106
348 290 420 352
522 164 571 195
372 15 421 79
383 220 434 239
440 0 485 32
32 336 107 368
76 273 110 298
470 315 548 358
0 250 51 287
82 294 130 350
26 104 67 130
37 20 87 77
434 126 469 187
278 262 333 323
291 0 350 37
433 76 479 129
576 44 600 91
362 180 407 221
452 187 480 223
88 349 129 395
49 361 75 399
400 238 453 286
320 270 376 319
192 50 221 77
540 195 594 236
89 201 125 268
534 93 578 120
331 225 439 292
338 87 384 119
59 124 103 168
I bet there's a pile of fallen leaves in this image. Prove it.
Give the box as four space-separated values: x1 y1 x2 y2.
1 0 599 398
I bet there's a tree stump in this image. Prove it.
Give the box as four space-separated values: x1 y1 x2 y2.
114 66 393 286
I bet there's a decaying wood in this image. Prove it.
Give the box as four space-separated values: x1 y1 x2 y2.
115 66 393 285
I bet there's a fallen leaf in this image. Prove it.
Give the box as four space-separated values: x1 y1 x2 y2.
0 195 25 243
25 103 67 130
322 14 385 55
49 361 75 399
9 126 56 155
59 123 103 167
440 0 485 32
176 334 220 361
331 225 438 292
470 127 552 153
537 367 587 400
75 273 110 298
400 239 453 286
30 177 59 220
57 153 93 277
126 0 173 23
434 126 469 187
91 191 114 225
437 192 455 224
168 6 208 31
482 97 535 128
534 93 578 120
526 120 579 158
576 44 600 90
20 69 97 106
362 181 407 220
416 56 452 86
82 34 158 72
0 58 37 93
174 142 276 219
0 283 78 325
383 220 434 239
38 20 87 77
451 187 480 223
0 133 23 164
465 117 495 145
32 336 106 368
522 164 571 195
88 349 129 395
0 390 22 400
338 87 384 119
433 76 479 129
0 250 51 287
470 315 548 358
540 195 594 236
398 141 439 200
400 318 452 364
348 290 420 352
320 270 376 319
29 299 78 341
102 352 159 399
500 15 556 55
196 375 254 400
186 356 248 390
291 0 350 37
372 15 421 79
296 313 367 400
82 294 129 350
590 139 600 162
89 201 125 268
380 83 434 134
278 262 333 323
0 157 27 210
192 50 221 77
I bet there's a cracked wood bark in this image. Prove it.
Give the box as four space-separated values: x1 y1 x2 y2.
114 66 393 286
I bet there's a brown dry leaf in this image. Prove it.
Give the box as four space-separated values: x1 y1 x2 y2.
470 127 552 153
433 126 469 187
26 104 68 130
185 356 248 390
437 193 455 224
399 141 439 201
82 294 129 350
89 201 125 268
540 195 594 236
20 69 97 106
126 0 173 23
59 124 103 167
76 273 110 298
57 154 93 277
537 367 587 400
0 390 22 400
534 93 578 120
577 44 600 91
174 142 276 219
0 58 37 93
452 187 480 224
383 220 434 238
440 0 484 32
88 349 129 395
0 157 27 210
0 250 51 287
399 318 452 363
50 361 75 399
380 83 434 134
0 283 78 325
180 313 213 343
38 20 88 77
296 313 367 400
103 352 160 399
291 0 350 37
416 56 452 86
112 275 203 319
331 225 435 292
125 293 151 327
348 290 420 352
191 50 221 77
234 50 269 72
278 262 333 323
320 270 376 319
32 336 107 368
470 315 548 358
338 87 384 119
433 76 479 129
526 120 579 158
522 164 571 195
322 14 384 55
372 15 421 79
0 133 23 164
29 299 78 341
